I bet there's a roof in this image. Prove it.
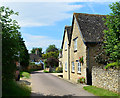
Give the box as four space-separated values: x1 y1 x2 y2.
61 26 72 49
72 13 107 43
29 54 41 62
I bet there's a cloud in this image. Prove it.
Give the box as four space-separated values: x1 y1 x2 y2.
1 0 119 2
1 2 83 27
22 33 62 52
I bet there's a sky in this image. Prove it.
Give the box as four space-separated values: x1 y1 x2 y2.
0 0 119 53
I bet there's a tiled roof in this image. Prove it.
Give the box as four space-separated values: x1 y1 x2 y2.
61 26 72 49
73 13 107 42
29 54 41 62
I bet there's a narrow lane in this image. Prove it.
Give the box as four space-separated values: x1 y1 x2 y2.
31 70 94 96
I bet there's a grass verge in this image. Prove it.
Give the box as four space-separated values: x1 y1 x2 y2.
20 71 30 79
2 80 31 96
83 86 119 96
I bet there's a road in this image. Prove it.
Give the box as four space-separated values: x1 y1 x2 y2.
31 71 95 96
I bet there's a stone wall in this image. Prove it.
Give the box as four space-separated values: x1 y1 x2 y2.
92 65 120 93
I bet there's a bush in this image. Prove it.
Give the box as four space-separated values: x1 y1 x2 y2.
56 67 63 73
43 70 49 73
104 62 120 70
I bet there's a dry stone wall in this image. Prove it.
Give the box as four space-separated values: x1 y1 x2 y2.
92 65 120 93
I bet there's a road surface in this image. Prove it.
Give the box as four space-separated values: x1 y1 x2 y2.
31 71 95 96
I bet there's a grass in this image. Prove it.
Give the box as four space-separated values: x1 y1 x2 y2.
2 80 31 96
43 70 49 73
20 72 30 79
83 86 119 97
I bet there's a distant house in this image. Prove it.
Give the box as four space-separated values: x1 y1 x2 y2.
60 13 106 84
29 49 41 62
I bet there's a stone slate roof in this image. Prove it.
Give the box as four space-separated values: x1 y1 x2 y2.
61 26 72 49
73 13 107 42
29 54 41 62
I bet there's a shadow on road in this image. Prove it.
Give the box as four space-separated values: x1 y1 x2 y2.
31 92 75 97
31 71 44 74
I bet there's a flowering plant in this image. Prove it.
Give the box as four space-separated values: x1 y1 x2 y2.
79 56 84 64
77 76 85 83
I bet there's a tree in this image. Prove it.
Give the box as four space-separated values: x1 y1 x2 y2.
31 47 42 55
46 44 58 53
19 40 29 70
103 2 120 65
1 6 29 80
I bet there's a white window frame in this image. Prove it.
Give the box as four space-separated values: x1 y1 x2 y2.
74 38 77 51
72 62 75 72
78 62 81 73
65 62 67 71
65 41 67 50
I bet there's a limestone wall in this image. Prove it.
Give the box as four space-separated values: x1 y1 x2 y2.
92 65 120 93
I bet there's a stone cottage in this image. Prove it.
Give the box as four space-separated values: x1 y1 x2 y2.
59 26 71 80
60 13 106 85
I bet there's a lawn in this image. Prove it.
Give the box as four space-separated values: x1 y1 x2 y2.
2 80 31 96
20 71 30 79
83 86 119 97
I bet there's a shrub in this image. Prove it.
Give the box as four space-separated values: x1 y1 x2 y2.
104 62 120 70
56 67 63 73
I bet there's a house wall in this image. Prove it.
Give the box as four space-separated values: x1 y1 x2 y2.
70 18 87 83
63 30 70 80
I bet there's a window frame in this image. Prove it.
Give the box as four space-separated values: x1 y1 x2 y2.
65 62 67 72
72 62 75 72
78 62 81 73
65 41 67 51
73 37 78 51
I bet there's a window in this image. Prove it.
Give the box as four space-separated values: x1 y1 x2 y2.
65 62 67 71
65 41 67 50
78 62 81 73
74 38 77 51
72 62 75 72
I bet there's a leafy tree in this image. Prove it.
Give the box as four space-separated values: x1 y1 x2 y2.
1 6 29 80
46 44 58 53
42 51 59 59
31 47 42 55
19 40 29 70
103 2 120 65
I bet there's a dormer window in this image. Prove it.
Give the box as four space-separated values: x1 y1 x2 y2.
65 41 67 51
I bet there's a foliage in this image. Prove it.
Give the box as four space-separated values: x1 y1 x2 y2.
104 62 120 70
42 51 59 59
20 72 30 79
79 56 84 64
2 80 31 96
103 2 120 64
46 57 59 68
77 77 85 83
20 40 29 70
1 6 29 80
46 44 58 53
56 67 63 73
30 47 42 55
43 70 49 73
83 86 119 96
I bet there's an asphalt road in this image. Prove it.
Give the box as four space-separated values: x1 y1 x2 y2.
31 71 95 96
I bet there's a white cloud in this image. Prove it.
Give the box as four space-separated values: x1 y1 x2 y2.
1 2 83 27
1 0 119 2
22 33 62 52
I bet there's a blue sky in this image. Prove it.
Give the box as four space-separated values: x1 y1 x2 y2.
1 0 119 53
